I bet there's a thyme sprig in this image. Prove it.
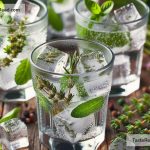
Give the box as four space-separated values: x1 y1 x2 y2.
36 76 74 115
111 93 150 139
0 15 27 68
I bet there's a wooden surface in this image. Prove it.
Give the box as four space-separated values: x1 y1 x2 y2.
0 54 150 150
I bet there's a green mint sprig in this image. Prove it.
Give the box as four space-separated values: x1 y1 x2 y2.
84 0 114 28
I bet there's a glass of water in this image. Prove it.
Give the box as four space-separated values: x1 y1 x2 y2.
47 0 77 38
0 0 48 101
30 38 114 150
75 0 149 96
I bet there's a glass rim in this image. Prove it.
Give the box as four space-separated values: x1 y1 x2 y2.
0 0 47 28
75 0 149 25
30 38 115 77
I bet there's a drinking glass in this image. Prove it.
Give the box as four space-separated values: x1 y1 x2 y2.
47 0 77 38
30 38 114 150
75 0 149 96
0 0 48 101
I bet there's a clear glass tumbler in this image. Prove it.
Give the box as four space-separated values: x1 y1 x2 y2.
47 0 77 38
30 38 114 150
0 0 48 101
75 0 149 96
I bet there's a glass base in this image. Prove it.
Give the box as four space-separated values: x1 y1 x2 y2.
39 131 105 150
0 86 35 102
110 78 140 97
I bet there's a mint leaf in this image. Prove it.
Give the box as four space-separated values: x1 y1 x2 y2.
84 0 101 15
0 107 20 124
15 58 31 85
0 1 4 9
101 1 114 15
48 5 63 31
88 14 101 28
37 91 52 112
71 96 104 118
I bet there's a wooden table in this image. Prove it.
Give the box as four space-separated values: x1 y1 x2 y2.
0 54 150 150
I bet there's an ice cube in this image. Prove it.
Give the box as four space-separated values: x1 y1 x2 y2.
14 0 40 23
83 76 111 97
0 126 11 149
77 50 107 74
23 0 40 22
112 55 130 86
114 3 141 30
37 47 69 75
53 105 95 143
0 59 20 90
109 138 135 150
1 118 29 149
54 53 69 74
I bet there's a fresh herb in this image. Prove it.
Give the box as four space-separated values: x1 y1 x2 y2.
48 3 63 31
0 17 27 68
37 91 52 112
60 75 78 92
36 76 73 115
60 51 80 93
111 93 150 138
38 50 60 63
71 96 104 118
36 51 86 115
0 107 21 124
84 0 114 28
76 23 130 48
101 0 114 15
76 82 88 97
85 0 101 15
15 58 31 85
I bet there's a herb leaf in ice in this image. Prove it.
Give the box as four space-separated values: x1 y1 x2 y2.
71 96 104 118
